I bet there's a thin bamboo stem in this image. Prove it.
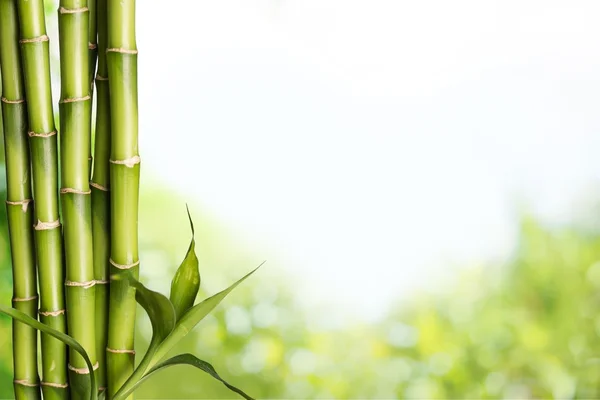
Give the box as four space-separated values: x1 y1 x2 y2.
91 0 111 393
57 0 97 398
105 1 140 397
88 0 97 175
106 0 140 398
15 1 68 398
0 1 40 398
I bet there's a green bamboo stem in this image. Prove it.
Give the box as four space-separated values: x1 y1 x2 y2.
91 0 111 393
0 1 41 398
57 1 97 398
16 1 68 398
88 0 97 87
106 0 140 398
88 0 97 174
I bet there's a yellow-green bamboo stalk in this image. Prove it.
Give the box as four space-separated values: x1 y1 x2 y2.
87 0 97 174
16 1 68 398
57 0 97 398
91 0 111 393
106 0 140 398
0 1 40 398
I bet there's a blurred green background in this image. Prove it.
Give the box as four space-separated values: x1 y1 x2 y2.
1 162 600 399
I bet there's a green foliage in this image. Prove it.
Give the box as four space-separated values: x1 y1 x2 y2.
169 206 200 320
112 260 261 399
116 354 254 400
151 264 263 368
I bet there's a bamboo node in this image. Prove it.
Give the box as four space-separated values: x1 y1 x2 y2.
6 199 32 212
60 188 91 195
106 47 138 54
90 181 110 192
88 42 97 50
106 347 136 354
39 309 65 317
59 6 88 14
110 155 141 168
13 295 38 302
65 280 96 289
28 130 56 138
68 362 99 374
13 379 39 387
19 35 49 44
99 387 107 392
60 95 91 104
109 258 140 270
95 279 109 285
41 381 68 388
1 97 25 104
34 219 60 231
95 74 109 81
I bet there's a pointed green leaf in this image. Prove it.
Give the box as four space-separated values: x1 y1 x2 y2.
169 205 200 320
114 353 254 400
0 305 98 400
111 271 176 400
121 271 176 342
151 263 264 366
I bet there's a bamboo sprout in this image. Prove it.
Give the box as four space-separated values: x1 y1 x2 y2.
106 0 140 397
0 1 40 398
91 0 111 392
16 0 68 398
57 0 97 398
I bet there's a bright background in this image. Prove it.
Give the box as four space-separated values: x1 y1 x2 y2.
2 1 600 398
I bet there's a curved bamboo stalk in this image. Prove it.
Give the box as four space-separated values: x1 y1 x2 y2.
0 1 40 398
15 1 68 398
91 0 111 393
57 0 97 398
106 0 140 398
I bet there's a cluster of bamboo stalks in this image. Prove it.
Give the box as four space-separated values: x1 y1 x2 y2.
0 0 139 398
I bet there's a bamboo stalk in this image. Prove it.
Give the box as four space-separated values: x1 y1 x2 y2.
57 0 97 398
91 0 111 393
15 1 68 398
106 0 140 398
88 0 97 174
88 0 97 87
0 1 41 398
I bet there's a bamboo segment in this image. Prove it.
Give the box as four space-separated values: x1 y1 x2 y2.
0 1 41 398
88 0 97 175
88 0 97 87
106 1 140 398
57 1 97 398
91 0 111 392
15 1 68 398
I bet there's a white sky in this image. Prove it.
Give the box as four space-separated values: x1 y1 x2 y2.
136 1 600 321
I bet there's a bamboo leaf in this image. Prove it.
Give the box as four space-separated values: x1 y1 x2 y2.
0 304 97 400
151 263 264 366
113 353 254 400
169 205 201 320
119 271 176 342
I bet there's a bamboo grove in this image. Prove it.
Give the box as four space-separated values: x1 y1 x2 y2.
0 0 259 399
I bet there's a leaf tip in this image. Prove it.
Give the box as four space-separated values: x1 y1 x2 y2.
185 203 195 236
